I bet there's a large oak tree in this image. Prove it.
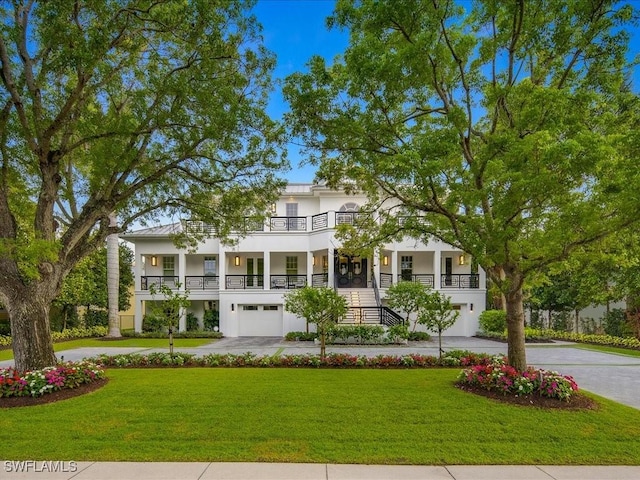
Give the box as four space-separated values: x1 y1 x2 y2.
284 0 640 370
0 0 286 370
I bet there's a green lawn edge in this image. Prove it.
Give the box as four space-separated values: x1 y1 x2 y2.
2 368 639 464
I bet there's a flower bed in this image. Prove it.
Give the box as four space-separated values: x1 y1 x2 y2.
457 356 579 401
89 350 494 369
526 329 640 350
0 361 106 398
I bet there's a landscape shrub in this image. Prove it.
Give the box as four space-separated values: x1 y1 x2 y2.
603 309 631 338
84 309 108 327
186 313 199 332
325 324 385 344
458 356 579 401
408 331 431 341
551 311 571 332
478 309 506 333
0 361 105 398
284 331 317 341
386 324 409 343
121 330 222 339
142 313 166 333
203 310 220 331
89 350 492 369
527 329 640 350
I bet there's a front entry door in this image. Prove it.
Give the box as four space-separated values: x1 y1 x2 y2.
335 253 367 288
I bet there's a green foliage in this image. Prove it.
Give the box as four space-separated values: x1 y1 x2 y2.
284 0 640 371
284 331 317 341
142 314 166 334
84 309 108 328
186 313 199 332
284 286 348 356
148 283 191 332
407 331 431 342
418 291 460 357
0 0 286 371
203 310 220 332
386 324 410 343
603 309 632 337
478 310 507 334
122 331 222 340
386 281 433 331
526 329 640 350
326 324 386 344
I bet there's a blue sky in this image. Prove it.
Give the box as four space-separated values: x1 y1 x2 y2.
252 0 640 184
252 0 347 183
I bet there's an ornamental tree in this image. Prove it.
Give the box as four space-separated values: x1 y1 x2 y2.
284 0 640 370
0 0 286 371
284 286 348 358
385 280 433 332
417 291 459 359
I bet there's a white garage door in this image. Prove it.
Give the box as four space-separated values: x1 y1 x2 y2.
238 305 283 336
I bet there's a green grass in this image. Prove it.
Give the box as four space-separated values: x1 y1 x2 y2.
0 337 216 361
573 344 640 358
2 369 640 464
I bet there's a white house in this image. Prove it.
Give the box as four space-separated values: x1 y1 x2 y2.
122 184 486 337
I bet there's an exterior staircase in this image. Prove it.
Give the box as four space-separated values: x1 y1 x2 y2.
339 288 377 308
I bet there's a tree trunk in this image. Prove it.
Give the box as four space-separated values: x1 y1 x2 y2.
504 285 527 372
8 294 57 371
107 213 121 337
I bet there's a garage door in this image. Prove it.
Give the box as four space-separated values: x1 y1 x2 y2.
238 305 283 336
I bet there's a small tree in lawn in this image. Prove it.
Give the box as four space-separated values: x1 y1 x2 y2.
418 292 459 359
386 281 433 332
148 283 190 357
284 286 348 358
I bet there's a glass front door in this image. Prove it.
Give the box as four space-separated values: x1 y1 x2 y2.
335 253 367 288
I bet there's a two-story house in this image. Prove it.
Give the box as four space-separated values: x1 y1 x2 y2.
122 184 486 337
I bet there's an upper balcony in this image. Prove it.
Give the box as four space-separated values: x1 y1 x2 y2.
183 211 363 235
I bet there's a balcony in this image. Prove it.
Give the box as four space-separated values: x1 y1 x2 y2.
398 274 435 288
226 275 264 290
270 274 307 289
141 276 179 290
185 275 220 290
270 217 307 231
441 274 480 289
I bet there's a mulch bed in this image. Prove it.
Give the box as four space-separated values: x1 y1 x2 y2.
0 378 109 409
456 382 599 410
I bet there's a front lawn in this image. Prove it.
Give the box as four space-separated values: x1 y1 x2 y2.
0 337 216 361
2 369 639 464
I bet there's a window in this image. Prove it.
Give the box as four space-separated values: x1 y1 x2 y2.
263 305 278 311
204 256 216 276
286 203 298 217
401 255 412 281
286 256 298 275
243 305 259 311
163 256 175 276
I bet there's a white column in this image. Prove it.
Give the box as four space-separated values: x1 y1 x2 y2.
219 247 227 291
178 251 186 289
391 250 399 285
434 250 442 289
372 249 380 288
307 252 314 287
178 306 186 332
135 253 143 291
264 250 271 289
327 248 334 288
134 298 144 333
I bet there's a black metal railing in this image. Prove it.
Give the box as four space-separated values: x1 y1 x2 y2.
380 307 405 327
398 274 435 288
270 274 307 289
183 220 216 235
340 306 404 327
184 275 220 290
141 276 179 290
312 273 328 287
371 274 381 307
270 217 307 231
441 274 480 289
225 275 264 289
312 212 328 230
379 273 393 288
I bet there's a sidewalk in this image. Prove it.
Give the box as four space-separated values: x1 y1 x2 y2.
2 462 640 480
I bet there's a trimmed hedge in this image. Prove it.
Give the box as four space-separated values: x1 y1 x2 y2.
0 326 108 349
89 350 494 369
